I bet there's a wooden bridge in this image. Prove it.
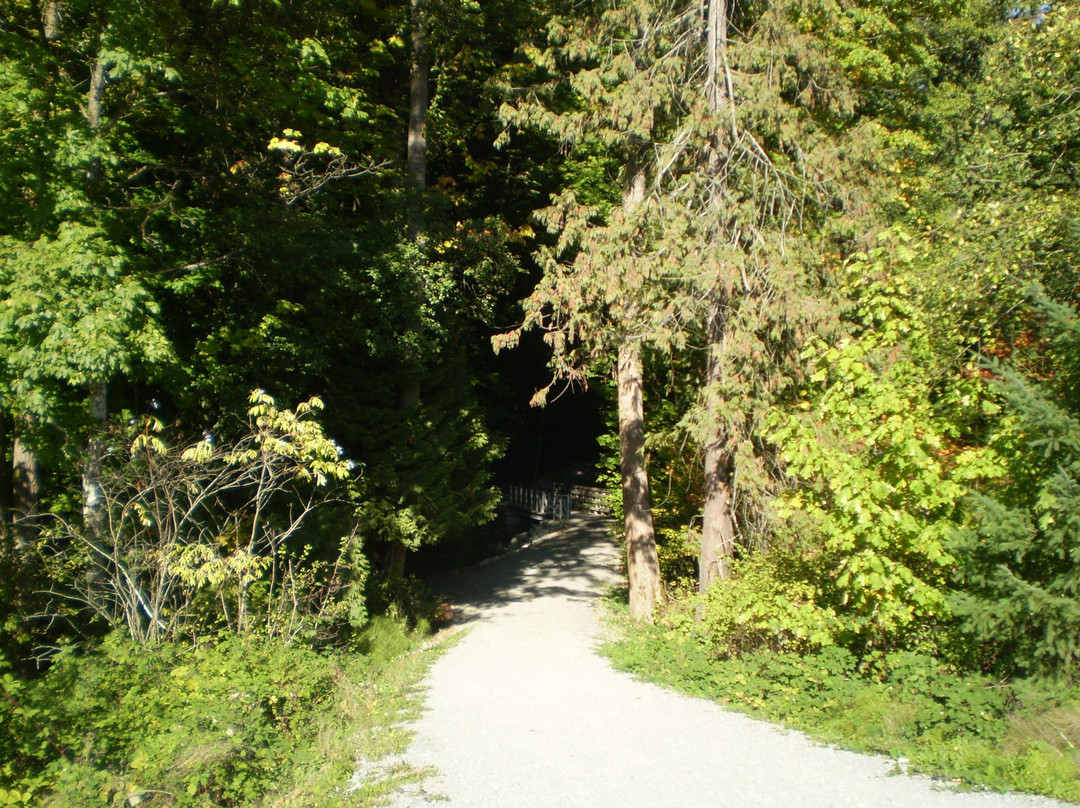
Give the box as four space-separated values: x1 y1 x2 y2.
504 484 613 521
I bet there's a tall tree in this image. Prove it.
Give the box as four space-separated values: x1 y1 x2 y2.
0 0 518 633
498 0 863 608
400 0 431 412
696 0 738 590
903 1 1080 673
496 0 688 621
655 0 953 592
617 168 663 620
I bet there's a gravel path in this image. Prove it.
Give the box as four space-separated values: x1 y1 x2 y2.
387 515 1071 808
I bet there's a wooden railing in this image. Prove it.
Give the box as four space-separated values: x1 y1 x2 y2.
504 484 613 519
505 486 571 520
566 485 613 516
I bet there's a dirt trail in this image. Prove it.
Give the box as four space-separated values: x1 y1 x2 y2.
385 516 1069 808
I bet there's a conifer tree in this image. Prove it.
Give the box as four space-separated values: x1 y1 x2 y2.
497 0 914 605
951 293 1080 676
495 0 688 621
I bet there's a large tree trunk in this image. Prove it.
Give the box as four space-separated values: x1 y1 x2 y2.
80 52 110 536
618 165 662 622
699 433 735 590
697 0 737 593
12 422 42 528
705 0 729 114
384 1 432 577
407 0 429 239
42 0 62 41
84 55 108 184
699 310 736 591
618 341 662 622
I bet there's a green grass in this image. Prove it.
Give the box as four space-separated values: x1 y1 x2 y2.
600 594 1080 804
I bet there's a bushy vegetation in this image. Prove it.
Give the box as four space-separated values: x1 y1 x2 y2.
0 388 451 805
1 0 527 798
0 618 440 807
600 260 1080 799
599 279 1080 799
950 294 1080 677
568 3 1080 800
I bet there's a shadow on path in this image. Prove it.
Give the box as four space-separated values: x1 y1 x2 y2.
425 515 622 625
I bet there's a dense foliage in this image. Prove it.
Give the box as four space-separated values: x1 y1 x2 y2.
0 0 530 801
951 294 1080 676
0 618 439 807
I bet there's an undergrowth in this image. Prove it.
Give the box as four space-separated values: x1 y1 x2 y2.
0 616 444 807
601 593 1080 804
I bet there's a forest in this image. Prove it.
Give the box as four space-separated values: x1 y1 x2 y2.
1 0 1079 803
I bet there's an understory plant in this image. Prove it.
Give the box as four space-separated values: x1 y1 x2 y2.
0 618 436 807
759 242 972 653
37 390 367 645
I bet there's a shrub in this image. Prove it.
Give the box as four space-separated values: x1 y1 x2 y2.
1 624 434 807
661 548 837 657
38 391 363 646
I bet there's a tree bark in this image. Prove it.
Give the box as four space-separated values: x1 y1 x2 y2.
397 375 422 412
12 423 42 526
397 0 430 412
617 164 662 622
699 309 736 591
619 340 663 622
83 381 108 538
84 55 108 183
384 0 432 577
42 0 62 41
79 44 110 535
704 0 730 114
696 0 738 592
0 410 11 533
407 0 429 238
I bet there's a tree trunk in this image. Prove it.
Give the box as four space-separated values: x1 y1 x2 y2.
618 340 662 622
387 543 407 581
385 1 432 576
407 0 429 239
84 55 108 183
397 0 430 412
699 437 735 590
0 411 11 534
83 381 108 538
13 421 42 533
397 377 422 412
697 0 737 593
699 310 736 591
617 164 662 622
705 0 729 114
42 0 62 41
79 43 109 533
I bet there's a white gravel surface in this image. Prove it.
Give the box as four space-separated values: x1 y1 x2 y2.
386 515 1072 808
